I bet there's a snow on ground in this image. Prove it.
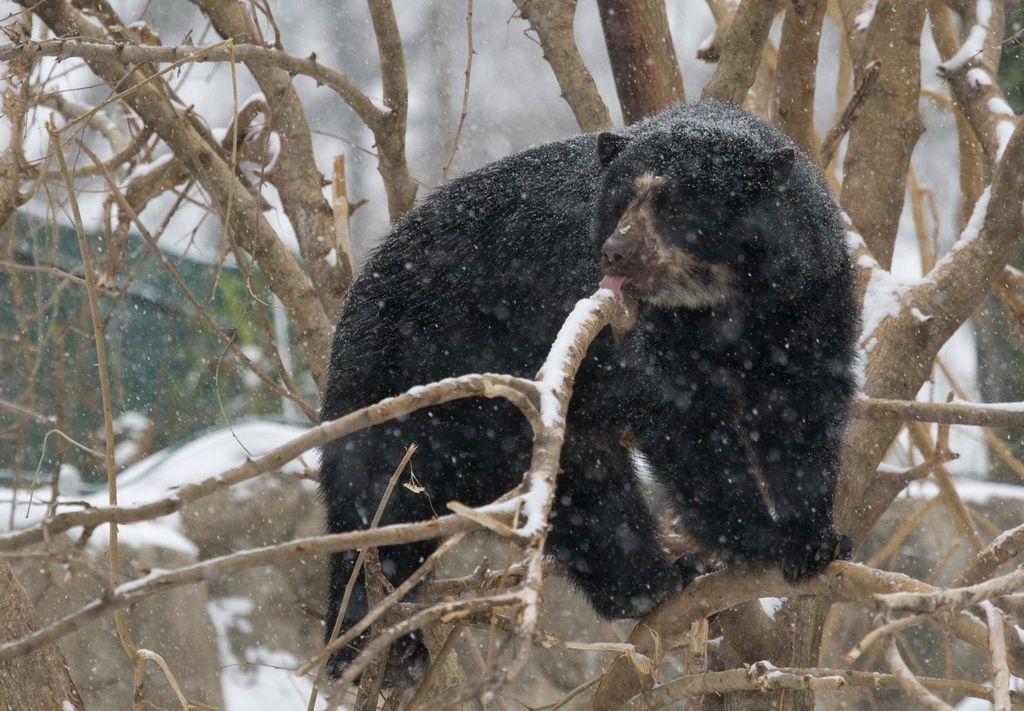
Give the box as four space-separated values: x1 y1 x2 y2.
0 420 312 554
208 597 330 711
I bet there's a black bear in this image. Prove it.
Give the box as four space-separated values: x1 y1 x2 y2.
318 100 857 686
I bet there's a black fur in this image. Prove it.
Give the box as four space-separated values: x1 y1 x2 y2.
318 100 858 685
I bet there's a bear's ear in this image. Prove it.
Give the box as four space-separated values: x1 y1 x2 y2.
753 146 796 186
768 146 796 171
596 132 628 167
764 147 796 177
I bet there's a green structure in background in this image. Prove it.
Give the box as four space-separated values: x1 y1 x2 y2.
1 213 307 489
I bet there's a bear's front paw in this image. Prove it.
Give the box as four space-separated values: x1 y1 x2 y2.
779 529 853 583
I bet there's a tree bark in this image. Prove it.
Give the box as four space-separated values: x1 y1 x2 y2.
0 562 84 710
598 0 684 124
774 0 827 160
840 0 926 269
514 0 613 132
701 0 780 105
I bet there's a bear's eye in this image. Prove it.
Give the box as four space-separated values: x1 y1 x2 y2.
651 178 691 215
609 185 632 214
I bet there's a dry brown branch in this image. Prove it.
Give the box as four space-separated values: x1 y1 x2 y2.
303 533 468 679
192 0 350 314
1 290 629 709
840 0 926 269
932 0 1015 168
405 624 464 709
513 0 612 132
878 566 1024 614
597 0 684 124
695 0 734 62
79 140 320 421
367 0 417 221
908 422 985 551
589 561 1020 709
9 24 418 230
844 611 931 664
0 39 379 133
936 354 1024 484
417 560 558 599
984 603 1011 711
838 118 1024 538
49 123 138 663
340 594 523 687
0 513 501 663
0 398 55 427
132 649 190 711
701 0 779 104
863 496 941 568
852 397 1024 427
35 89 129 154
820 59 880 167
0 372 534 551
7 7 334 384
308 444 417 710
331 154 356 290
955 522 1024 588
774 0 827 159
623 663 1021 710
441 0 474 181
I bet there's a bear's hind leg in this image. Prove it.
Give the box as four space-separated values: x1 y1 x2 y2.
640 396 785 569
320 432 437 688
548 443 686 619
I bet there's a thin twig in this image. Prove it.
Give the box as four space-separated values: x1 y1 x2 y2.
0 512 508 663
47 121 138 663
0 373 535 551
878 566 1024 614
442 0 473 181
820 60 880 166
76 140 320 421
132 649 190 711
308 444 418 710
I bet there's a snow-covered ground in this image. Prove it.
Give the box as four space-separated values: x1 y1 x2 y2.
1 420 312 548
208 596 329 711
1 421 323 709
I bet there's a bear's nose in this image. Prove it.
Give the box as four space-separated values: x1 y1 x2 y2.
601 233 632 268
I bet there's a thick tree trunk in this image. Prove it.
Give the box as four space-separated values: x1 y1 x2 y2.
0 562 84 709
598 0 684 124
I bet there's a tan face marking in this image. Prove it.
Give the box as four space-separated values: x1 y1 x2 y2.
606 182 738 309
633 173 669 193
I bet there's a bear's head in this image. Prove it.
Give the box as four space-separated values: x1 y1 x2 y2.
592 125 797 309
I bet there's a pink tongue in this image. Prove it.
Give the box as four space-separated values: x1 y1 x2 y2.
599 275 630 301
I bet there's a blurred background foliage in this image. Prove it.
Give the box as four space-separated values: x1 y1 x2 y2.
0 214 302 489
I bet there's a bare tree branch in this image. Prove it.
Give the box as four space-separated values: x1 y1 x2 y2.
192 0 351 314
513 0 613 132
15 0 335 385
838 118 1024 533
840 0 926 269
701 0 779 104
597 0 684 124
0 373 534 551
774 0 827 159
931 0 1016 168
367 0 417 221
590 561 1023 709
